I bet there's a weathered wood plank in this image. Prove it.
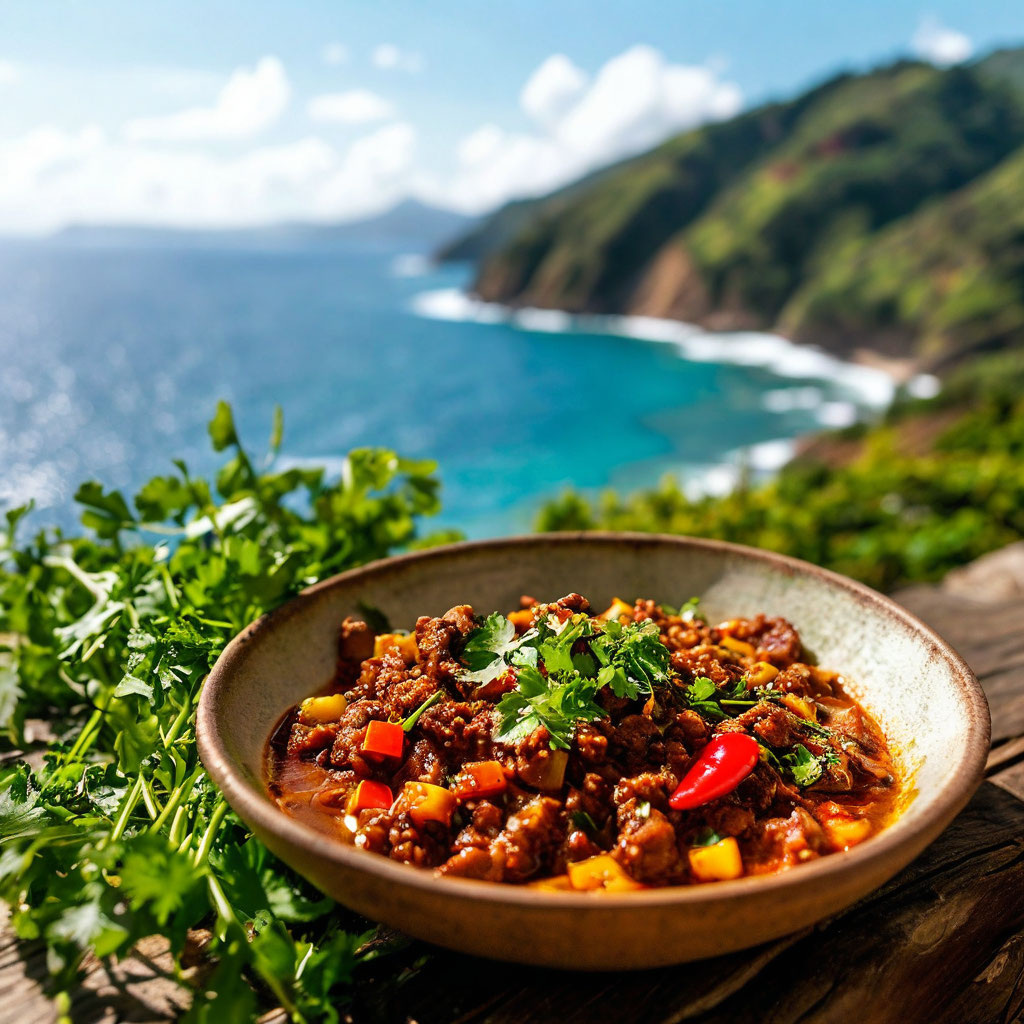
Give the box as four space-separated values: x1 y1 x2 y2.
895 588 1024 743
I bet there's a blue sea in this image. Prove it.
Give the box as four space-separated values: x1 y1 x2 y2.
0 238 902 538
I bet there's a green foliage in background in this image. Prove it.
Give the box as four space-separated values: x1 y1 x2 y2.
0 403 443 1021
537 372 1024 592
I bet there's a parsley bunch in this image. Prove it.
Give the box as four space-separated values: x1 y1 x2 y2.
0 402 448 1021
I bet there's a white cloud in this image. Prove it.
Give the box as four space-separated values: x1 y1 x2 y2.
912 16 972 67
0 60 18 85
372 44 424 73
307 89 394 124
123 56 290 142
0 116 418 233
322 42 349 67
520 55 588 125
428 44 742 213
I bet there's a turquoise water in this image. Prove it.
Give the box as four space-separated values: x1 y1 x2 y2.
0 240 888 537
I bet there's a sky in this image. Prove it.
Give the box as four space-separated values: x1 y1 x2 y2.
0 0 1020 234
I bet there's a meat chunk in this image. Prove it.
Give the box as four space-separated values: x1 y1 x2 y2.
494 796 564 882
616 807 681 884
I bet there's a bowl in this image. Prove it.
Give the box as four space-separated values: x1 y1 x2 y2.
196 533 989 969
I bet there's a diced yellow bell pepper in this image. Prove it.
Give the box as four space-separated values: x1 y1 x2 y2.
688 837 744 882
507 609 536 631
567 854 644 891
746 661 780 686
599 597 634 621
781 693 816 721
299 692 348 724
398 781 456 828
822 816 871 850
720 635 756 658
373 632 418 663
527 874 573 891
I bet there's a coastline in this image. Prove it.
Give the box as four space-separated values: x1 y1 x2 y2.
407 285 947 514
410 286 939 409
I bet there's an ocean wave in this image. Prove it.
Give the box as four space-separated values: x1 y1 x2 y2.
410 288 896 407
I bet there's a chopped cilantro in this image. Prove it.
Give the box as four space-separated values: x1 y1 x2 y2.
782 743 827 787
691 826 725 847
636 800 652 819
493 665 604 751
684 676 729 721
460 612 520 684
680 596 702 621
591 619 670 699
570 810 599 834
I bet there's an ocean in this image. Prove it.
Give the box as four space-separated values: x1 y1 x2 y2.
0 238 908 539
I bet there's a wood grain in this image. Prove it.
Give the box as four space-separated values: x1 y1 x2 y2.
3 582 1022 1023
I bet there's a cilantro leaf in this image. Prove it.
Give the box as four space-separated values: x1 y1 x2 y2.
782 744 826 787
691 826 725 847
494 665 604 751
460 612 520 684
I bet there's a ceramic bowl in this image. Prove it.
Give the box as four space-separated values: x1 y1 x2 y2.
196 533 989 969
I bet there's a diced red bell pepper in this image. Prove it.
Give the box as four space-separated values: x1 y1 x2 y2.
361 719 404 761
669 733 760 810
452 760 507 800
345 779 394 816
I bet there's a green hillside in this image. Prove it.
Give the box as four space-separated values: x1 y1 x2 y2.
446 50 1024 366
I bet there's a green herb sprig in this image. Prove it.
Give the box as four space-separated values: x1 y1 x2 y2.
0 402 445 1020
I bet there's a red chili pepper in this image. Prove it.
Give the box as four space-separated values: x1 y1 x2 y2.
361 720 404 761
669 733 760 810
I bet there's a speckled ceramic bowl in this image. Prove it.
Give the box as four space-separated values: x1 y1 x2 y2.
196 534 989 969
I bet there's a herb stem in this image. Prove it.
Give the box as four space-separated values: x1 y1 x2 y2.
193 799 229 866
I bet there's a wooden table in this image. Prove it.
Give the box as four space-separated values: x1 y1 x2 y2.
4 584 1024 1024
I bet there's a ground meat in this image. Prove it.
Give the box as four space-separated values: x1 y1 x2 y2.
616 807 681 884
608 714 661 772
271 593 901 891
327 699 388 773
416 700 497 766
436 846 504 880
574 722 609 764
452 800 505 852
392 737 447 786
386 812 451 868
285 722 339 756
494 796 564 882
414 614 461 675
671 647 744 685
728 701 807 748
743 807 828 873
373 650 437 717
339 617 374 663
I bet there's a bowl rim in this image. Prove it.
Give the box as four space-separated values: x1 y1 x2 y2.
197 531 991 909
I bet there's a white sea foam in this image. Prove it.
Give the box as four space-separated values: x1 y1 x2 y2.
391 253 432 278
816 401 859 428
745 438 798 472
678 437 797 500
410 288 896 407
761 386 824 413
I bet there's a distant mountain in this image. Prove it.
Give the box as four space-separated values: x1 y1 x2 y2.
53 199 475 251
441 48 1024 369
